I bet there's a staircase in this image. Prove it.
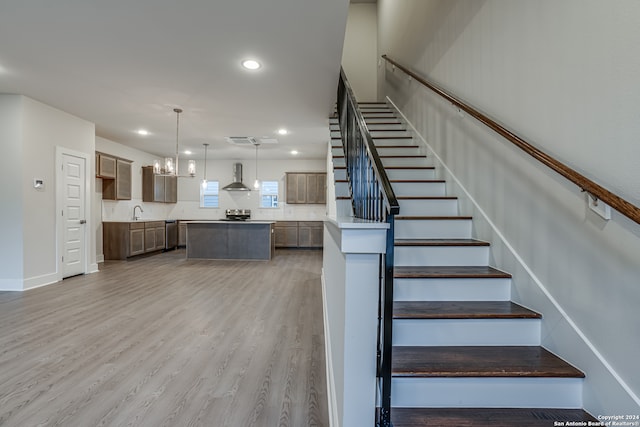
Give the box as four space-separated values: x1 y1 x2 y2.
330 102 597 426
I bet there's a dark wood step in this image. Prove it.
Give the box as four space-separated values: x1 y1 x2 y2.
394 266 511 279
397 196 455 200
394 216 472 222
393 301 541 319
372 135 413 139
392 346 585 378
389 407 597 427
331 145 420 149
391 179 445 183
385 166 435 170
367 128 408 131
334 155 425 159
394 238 488 247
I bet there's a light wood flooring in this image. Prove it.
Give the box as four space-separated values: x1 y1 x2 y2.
0 249 328 427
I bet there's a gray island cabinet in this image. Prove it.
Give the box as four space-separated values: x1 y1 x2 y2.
185 221 274 261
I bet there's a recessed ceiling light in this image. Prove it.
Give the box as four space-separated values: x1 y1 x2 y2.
290 150 299 155
137 129 149 136
277 128 288 135
242 59 261 70
184 150 192 155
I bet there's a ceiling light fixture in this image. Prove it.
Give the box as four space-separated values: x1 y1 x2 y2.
242 59 261 70
277 128 288 135
290 150 299 155
137 129 149 136
153 108 196 178
201 143 209 189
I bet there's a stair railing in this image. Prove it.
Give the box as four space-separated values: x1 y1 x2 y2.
336 68 399 427
382 54 640 226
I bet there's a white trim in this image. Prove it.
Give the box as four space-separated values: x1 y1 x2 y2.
23 272 59 290
387 96 640 408
321 268 340 427
96 254 105 264
56 146 92 281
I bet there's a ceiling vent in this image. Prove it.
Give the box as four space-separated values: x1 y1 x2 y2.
225 136 257 146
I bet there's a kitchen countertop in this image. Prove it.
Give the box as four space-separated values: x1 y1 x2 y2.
181 220 275 224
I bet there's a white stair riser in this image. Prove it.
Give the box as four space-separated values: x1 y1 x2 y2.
331 130 412 139
331 147 422 157
335 182 350 197
394 278 511 301
358 107 391 113
398 199 458 216
387 169 437 180
333 169 347 180
381 157 431 167
330 123 405 131
374 139 420 147
395 219 471 239
333 158 346 167
395 245 489 267
391 377 583 408
365 118 400 124
391 182 446 197
393 319 541 346
367 123 406 130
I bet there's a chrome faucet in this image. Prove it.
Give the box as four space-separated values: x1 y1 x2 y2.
133 205 144 221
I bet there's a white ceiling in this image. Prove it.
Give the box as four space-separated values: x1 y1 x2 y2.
0 0 350 160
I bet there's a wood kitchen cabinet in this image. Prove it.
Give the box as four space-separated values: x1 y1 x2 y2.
274 221 299 248
298 221 323 248
273 221 323 248
96 153 117 178
103 221 165 260
142 166 178 203
285 172 326 204
98 152 132 200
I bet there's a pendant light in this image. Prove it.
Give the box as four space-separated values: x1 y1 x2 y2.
253 142 261 190
201 143 209 189
154 108 196 177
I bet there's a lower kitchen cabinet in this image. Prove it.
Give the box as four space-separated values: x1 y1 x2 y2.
103 221 166 260
273 221 323 248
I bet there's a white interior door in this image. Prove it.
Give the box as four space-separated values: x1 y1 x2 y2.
62 153 86 278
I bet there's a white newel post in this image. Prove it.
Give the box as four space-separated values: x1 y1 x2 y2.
322 218 390 427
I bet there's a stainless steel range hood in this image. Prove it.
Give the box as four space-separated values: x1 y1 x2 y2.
222 163 252 191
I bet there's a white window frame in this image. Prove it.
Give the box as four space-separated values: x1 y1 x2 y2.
200 180 220 208
259 180 279 208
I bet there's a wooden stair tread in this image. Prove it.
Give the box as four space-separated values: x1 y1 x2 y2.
393 301 541 319
372 135 413 139
394 265 511 279
390 407 597 427
392 346 585 378
390 179 445 183
395 215 472 220
385 166 435 170
331 145 420 149
397 196 455 200
394 238 488 246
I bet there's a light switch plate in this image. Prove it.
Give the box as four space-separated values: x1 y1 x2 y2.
33 178 44 189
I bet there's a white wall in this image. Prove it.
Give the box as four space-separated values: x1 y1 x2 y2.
0 95 95 291
379 0 640 414
342 3 378 102
0 96 24 290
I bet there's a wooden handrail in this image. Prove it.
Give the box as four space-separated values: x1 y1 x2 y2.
382 55 640 225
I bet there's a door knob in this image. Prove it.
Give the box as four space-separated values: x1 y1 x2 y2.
80 219 86 224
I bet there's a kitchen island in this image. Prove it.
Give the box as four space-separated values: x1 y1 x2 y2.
184 220 275 261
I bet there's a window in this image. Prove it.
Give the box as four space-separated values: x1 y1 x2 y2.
200 181 219 208
259 180 279 208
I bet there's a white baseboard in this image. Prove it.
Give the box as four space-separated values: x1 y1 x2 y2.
23 272 59 291
97 254 105 264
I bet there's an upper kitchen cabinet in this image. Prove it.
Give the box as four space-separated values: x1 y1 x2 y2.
142 166 177 203
96 153 116 178
98 152 132 200
285 172 326 204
